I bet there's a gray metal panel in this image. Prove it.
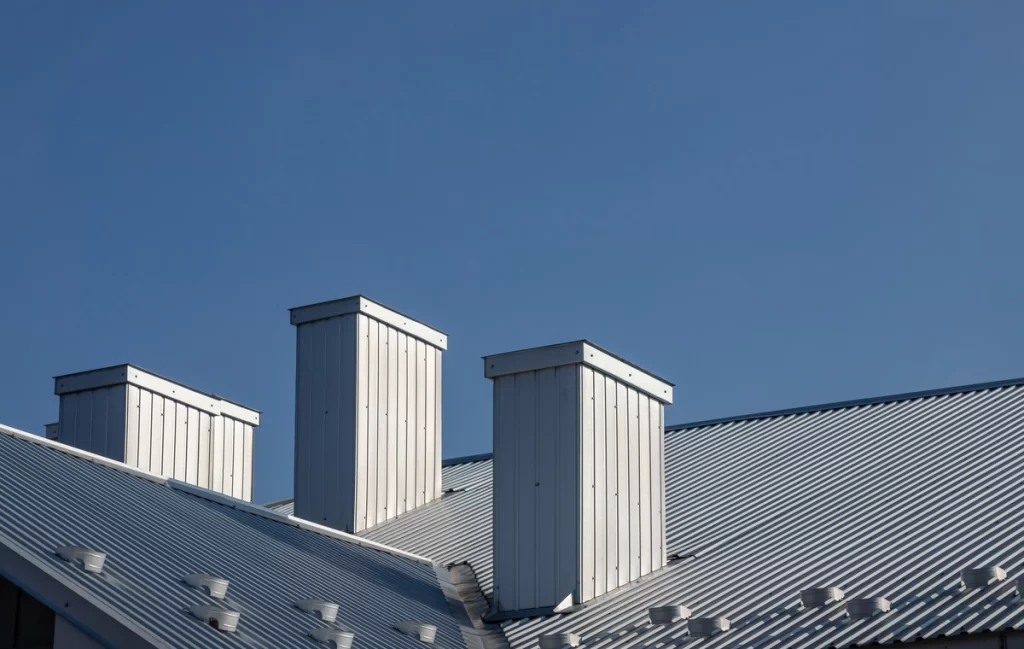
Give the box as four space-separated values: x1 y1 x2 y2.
0 426 469 649
272 380 1024 649
293 311 442 534
293 314 358 526
492 367 580 612
57 386 127 461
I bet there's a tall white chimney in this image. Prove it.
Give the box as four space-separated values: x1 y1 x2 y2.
484 340 673 616
290 295 447 534
54 365 261 501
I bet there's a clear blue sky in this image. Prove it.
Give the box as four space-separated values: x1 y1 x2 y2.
2 2 1023 503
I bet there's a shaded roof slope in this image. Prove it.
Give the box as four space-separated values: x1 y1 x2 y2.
275 378 1024 649
0 425 471 649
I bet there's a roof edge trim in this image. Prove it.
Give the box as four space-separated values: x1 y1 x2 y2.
668 375 1024 431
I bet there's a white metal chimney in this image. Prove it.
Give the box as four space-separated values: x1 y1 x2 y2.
290 295 447 534
484 340 673 615
54 365 261 500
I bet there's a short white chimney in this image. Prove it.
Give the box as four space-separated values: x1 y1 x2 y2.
484 340 673 615
54 365 260 500
290 295 447 533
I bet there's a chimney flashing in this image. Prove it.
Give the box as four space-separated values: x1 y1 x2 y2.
290 295 448 350
483 340 673 404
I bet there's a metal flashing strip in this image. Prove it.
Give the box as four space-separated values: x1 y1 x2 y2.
168 480 440 567
483 340 673 404
54 364 260 426
290 295 448 350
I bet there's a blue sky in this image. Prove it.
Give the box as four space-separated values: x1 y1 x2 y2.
2 2 1023 502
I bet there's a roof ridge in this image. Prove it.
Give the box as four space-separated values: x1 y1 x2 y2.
0 422 437 567
667 375 1024 431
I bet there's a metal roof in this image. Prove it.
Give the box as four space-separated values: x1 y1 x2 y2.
0 424 473 649
278 378 1024 649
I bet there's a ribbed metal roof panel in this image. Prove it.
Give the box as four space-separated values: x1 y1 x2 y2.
498 382 1024 649
279 380 1024 649
0 430 468 649
362 460 495 594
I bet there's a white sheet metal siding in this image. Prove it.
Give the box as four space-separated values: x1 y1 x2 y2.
491 361 666 613
120 385 254 501
579 365 665 601
493 366 580 612
294 312 443 534
56 386 127 461
60 381 256 502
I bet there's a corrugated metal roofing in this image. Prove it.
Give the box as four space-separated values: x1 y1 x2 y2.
0 426 471 649
281 379 1024 649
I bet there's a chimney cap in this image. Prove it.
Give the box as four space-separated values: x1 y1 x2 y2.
290 295 447 350
483 340 673 404
54 364 260 425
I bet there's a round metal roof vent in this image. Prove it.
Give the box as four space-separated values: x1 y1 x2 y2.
688 617 730 637
296 599 340 623
183 573 229 599
56 546 107 574
962 566 1007 589
538 632 581 649
395 621 437 644
800 587 845 607
309 627 355 648
189 605 240 632
846 597 891 619
649 605 692 625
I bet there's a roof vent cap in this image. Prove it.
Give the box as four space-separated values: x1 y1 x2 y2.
395 621 437 644
962 566 1007 589
56 546 106 574
649 605 692 625
800 587 845 607
688 617 731 637
296 599 340 623
846 597 891 619
189 605 240 632
538 632 581 649
309 627 355 648
184 573 229 599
